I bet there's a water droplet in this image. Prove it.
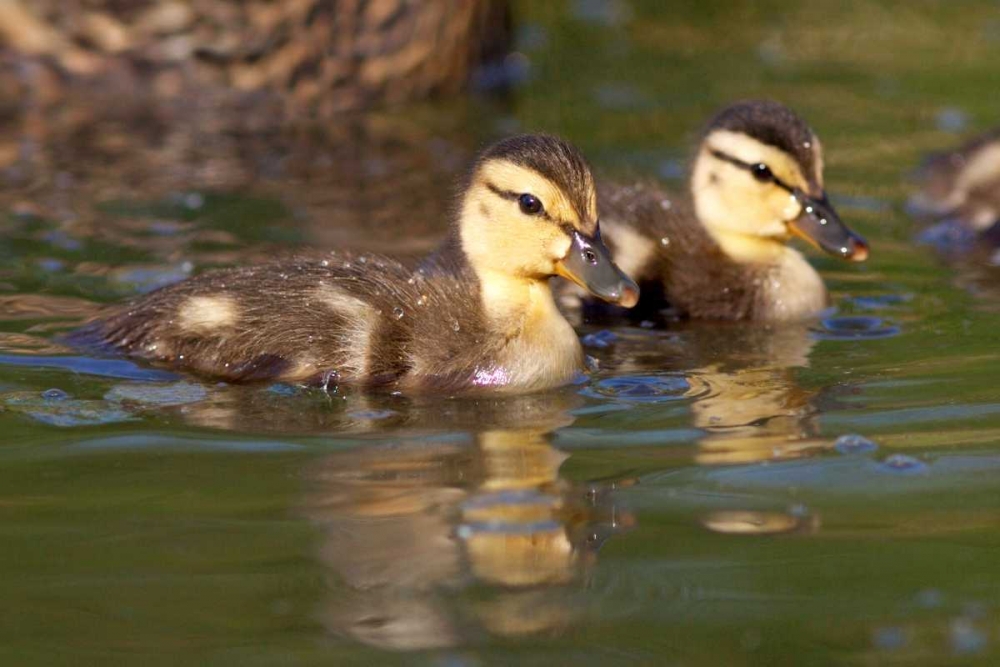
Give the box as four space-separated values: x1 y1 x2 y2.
416 294 428 307
451 320 461 332
358 256 368 264
41 388 68 401
393 307 405 319
659 236 671 247
834 434 878 455
659 199 672 211
321 259 329 267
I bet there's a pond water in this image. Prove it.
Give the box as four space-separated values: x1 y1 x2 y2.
3 1 1000 664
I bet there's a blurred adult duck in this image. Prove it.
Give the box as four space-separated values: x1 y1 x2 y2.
75 134 639 392
571 100 869 322
0 0 510 115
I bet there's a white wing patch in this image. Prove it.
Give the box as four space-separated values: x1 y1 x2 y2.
312 284 375 379
178 295 239 333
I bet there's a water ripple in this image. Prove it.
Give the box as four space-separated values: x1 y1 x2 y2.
581 374 708 404
811 316 901 340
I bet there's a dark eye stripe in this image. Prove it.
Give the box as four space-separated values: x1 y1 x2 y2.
485 182 555 221
708 148 796 194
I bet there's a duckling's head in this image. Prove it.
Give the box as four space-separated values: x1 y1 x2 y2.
691 100 868 262
459 134 638 307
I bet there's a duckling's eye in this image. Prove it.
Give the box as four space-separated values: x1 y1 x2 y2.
518 193 544 215
582 248 598 265
752 163 773 182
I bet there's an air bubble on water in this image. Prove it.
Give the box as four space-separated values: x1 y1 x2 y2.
184 192 205 210
834 433 878 455
41 388 68 401
950 618 987 655
877 453 929 474
873 626 909 651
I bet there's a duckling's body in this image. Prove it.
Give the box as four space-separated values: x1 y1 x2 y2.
77 135 638 393
574 100 867 322
598 183 826 321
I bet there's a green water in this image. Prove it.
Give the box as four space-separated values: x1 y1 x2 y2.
2 1 1000 664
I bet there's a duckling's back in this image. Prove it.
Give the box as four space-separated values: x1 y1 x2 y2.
76 253 510 390
78 257 423 385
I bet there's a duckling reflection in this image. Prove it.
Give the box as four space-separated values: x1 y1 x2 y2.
299 392 632 650
598 320 825 465
686 323 826 465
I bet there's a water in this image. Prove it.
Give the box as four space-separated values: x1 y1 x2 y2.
2 1 1000 664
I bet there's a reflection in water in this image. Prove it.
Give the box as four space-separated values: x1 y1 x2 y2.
690 324 824 466
0 94 491 321
600 322 826 467
298 392 632 650
701 509 818 535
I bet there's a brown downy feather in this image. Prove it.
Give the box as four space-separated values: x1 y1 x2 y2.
72 247 507 391
595 181 772 321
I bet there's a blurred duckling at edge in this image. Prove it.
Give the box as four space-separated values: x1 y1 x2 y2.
910 127 1000 236
570 100 869 322
74 135 639 394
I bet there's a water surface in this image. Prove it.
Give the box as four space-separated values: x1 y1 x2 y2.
2 2 1000 664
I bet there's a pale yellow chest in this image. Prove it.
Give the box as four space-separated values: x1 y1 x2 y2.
482 279 584 391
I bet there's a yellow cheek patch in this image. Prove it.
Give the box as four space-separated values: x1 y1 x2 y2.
178 296 238 333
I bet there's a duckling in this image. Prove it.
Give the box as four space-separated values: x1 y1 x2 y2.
910 127 1000 233
74 134 639 393
575 100 868 322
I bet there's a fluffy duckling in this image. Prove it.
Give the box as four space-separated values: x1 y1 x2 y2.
581 100 868 321
910 127 1000 233
75 135 638 393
